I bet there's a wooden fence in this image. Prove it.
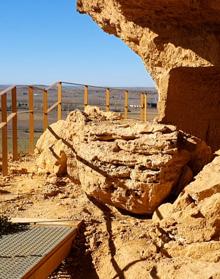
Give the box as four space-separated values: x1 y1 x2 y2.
0 81 148 176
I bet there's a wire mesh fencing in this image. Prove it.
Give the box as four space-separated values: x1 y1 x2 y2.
0 81 158 175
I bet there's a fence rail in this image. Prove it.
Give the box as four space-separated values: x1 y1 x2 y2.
0 81 151 176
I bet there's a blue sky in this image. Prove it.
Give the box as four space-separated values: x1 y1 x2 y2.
0 0 154 87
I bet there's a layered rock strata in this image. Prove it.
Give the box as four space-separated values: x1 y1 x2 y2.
77 0 220 151
92 150 220 279
35 107 212 214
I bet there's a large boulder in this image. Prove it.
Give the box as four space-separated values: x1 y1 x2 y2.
35 107 212 214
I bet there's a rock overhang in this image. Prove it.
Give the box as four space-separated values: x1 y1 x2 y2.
77 0 220 151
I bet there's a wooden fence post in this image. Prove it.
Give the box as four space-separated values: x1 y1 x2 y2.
28 86 34 154
57 82 62 120
144 94 148 122
1 93 8 176
43 89 48 131
84 85 88 110
106 88 110 112
11 87 18 161
140 93 144 121
124 90 128 119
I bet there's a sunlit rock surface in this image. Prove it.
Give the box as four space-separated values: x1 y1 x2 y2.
77 0 220 151
35 107 212 214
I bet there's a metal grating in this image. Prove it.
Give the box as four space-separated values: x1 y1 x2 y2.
0 226 75 279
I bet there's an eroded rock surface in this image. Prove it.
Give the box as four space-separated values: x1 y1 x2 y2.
94 151 220 279
35 107 212 214
77 0 220 151
2 145 220 279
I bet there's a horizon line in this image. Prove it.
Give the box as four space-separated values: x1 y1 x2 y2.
0 82 156 90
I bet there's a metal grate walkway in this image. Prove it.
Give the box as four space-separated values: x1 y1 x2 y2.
0 224 78 279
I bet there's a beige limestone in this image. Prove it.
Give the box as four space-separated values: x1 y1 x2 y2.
2 140 220 279
35 107 212 214
96 149 220 277
155 150 220 243
77 0 220 151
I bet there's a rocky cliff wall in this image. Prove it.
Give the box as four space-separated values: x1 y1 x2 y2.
77 0 220 151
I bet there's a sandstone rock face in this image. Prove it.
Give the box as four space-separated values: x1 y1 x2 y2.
77 0 220 151
140 150 220 278
35 107 212 214
36 120 69 175
96 151 220 279
153 149 220 248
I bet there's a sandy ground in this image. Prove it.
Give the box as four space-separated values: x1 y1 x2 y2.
1 147 220 279
0 155 153 279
